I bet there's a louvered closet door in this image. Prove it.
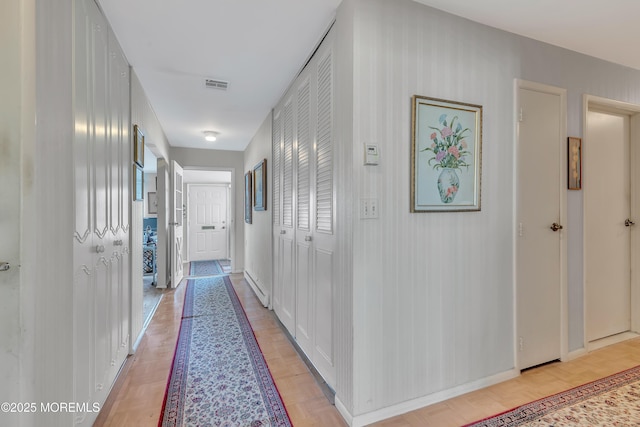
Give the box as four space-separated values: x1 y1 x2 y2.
272 109 283 313
276 97 297 335
295 75 314 356
311 49 336 387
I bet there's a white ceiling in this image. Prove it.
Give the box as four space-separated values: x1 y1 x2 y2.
98 0 640 153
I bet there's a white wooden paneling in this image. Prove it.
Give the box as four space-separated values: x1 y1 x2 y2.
297 80 312 232
316 53 334 234
283 99 295 228
72 1 131 424
273 112 282 227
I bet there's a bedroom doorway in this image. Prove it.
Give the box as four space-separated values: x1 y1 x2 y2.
584 95 640 349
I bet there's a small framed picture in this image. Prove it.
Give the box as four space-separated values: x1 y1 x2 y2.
244 171 252 224
148 191 157 214
134 124 144 167
253 159 267 211
568 137 582 190
133 164 144 201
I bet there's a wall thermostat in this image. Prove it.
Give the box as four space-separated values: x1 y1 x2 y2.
364 144 379 165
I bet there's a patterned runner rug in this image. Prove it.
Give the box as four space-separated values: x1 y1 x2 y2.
465 365 640 426
159 276 291 427
218 259 232 274
187 260 224 277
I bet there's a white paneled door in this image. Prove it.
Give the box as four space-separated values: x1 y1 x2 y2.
188 184 229 261
585 108 631 342
516 83 565 370
172 161 184 287
73 0 131 424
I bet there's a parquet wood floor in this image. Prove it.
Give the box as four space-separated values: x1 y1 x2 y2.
96 272 640 426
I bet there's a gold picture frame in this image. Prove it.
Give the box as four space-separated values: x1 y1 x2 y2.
253 159 267 211
568 137 582 190
134 124 144 167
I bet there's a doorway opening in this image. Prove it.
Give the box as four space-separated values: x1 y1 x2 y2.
584 95 640 351
142 146 163 327
183 169 233 274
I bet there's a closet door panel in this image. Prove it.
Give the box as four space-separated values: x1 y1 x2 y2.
312 49 336 387
277 99 296 334
72 266 95 426
272 110 282 313
91 5 110 241
295 78 313 356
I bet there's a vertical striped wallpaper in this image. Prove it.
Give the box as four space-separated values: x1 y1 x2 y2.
346 0 640 417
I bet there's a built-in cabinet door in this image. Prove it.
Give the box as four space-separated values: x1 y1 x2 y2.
73 0 131 424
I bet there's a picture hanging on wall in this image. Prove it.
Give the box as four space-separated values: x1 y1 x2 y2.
244 171 252 224
148 192 157 214
253 159 267 211
568 137 582 190
134 124 144 167
133 164 144 201
411 95 482 212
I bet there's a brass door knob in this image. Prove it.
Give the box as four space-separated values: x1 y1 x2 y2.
550 223 563 232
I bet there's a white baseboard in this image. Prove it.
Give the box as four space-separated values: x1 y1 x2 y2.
335 396 353 426
346 369 520 427
564 347 588 361
244 271 269 307
588 331 639 352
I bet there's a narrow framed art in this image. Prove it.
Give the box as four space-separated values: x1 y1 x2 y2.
148 192 157 214
568 137 582 190
134 124 144 167
411 96 482 212
244 171 252 224
133 164 144 201
253 159 267 211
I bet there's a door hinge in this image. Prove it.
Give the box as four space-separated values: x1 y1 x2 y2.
518 108 524 122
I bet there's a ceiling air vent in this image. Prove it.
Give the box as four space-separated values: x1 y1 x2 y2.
205 79 229 90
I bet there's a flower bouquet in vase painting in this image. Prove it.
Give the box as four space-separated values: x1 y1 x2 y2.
422 114 471 203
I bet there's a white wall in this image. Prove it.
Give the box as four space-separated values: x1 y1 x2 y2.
0 1 36 426
243 113 273 303
345 0 640 421
171 148 245 271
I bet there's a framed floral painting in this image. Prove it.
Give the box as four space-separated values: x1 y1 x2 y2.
411 96 482 212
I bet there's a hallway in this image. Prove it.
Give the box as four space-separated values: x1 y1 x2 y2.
94 273 346 426
95 271 640 426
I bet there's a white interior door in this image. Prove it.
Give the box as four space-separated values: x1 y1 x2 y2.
171 161 184 287
188 184 229 261
156 160 169 288
585 108 631 342
516 83 564 370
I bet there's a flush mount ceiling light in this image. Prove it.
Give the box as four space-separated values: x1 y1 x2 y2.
203 131 218 142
